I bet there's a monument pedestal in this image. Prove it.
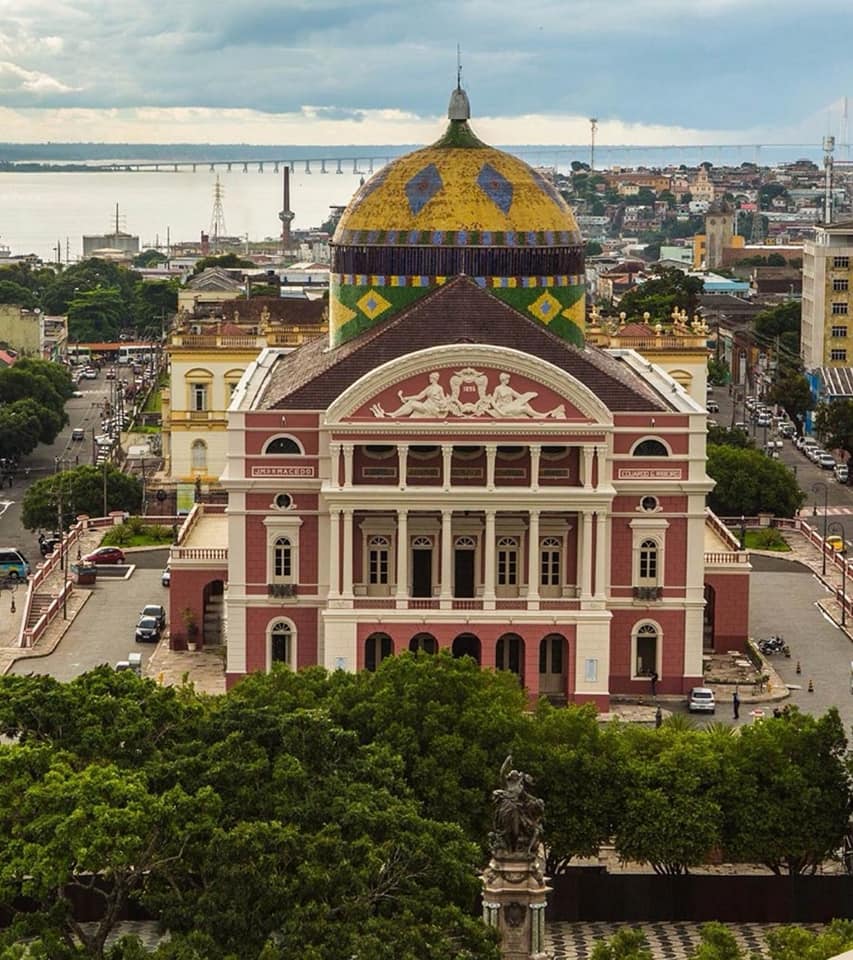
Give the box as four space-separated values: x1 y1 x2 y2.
482 854 551 960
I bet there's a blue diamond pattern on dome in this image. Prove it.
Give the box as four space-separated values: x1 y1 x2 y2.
405 163 443 215
477 162 513 214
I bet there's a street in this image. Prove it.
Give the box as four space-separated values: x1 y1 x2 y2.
8 548 170 680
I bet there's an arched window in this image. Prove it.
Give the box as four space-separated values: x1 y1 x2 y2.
191 439 207 472
186 368 213 412
539 634 565 676
368 535 390 584
634 622 659 678
632 438 669 457
495 633 523 676
269 620 293 668
409 633 437 654
497 537 518 586
540 536 562 587
274 536 293 580
264 436 303 455
639 539 659 582
365 632 392 671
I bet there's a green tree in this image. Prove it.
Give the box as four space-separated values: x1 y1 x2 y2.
590 928 654 960
706 445 803 517
191 253 253 276
707 358 729 385
707 425 754 449
815 398 853 465
753 300 801 357
134 278 178 334
133 249 168 268
0 279 36 308
766 367 812 436
21 465 143 530
612 726 725 874
720 709 851 874
617 266 704 322
67 287 126 341
764 920 853 960
688 922 754 960
0 400 44 460
585 240 604 257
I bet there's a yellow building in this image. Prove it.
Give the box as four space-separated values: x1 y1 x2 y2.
802 220 853 369
0 305 41 356
163 300 327 483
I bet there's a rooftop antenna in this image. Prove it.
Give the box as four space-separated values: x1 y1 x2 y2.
823 134 835 225
457 43 462 90
843 95 849 160
448 44 470 120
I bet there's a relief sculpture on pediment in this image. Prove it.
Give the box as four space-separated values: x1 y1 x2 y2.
370 367 566 420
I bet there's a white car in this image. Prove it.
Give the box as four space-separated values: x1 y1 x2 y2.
818 453 837 470
688 687 716 714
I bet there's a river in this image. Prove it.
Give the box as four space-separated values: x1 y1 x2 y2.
0 168 366 263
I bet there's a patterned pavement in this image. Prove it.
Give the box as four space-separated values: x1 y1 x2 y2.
546 921 817 959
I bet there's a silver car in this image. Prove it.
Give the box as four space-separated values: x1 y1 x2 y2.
688 687 716 713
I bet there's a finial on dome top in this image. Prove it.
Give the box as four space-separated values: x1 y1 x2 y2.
448 44 470 120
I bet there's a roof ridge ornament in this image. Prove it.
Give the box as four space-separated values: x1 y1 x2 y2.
448 45 471 120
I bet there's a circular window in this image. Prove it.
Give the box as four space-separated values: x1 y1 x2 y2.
640 495 659 513
274 493 293 510
364 445 395 459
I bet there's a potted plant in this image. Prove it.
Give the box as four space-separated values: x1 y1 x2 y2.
181 607 199 651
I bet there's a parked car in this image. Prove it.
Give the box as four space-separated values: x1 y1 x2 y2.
835 464 849 483
827 534 846 551
134 616 161 643
707 400 719 413
140 603 166 631
81 368 98 380
83 546 126 565
817 452 837 470
779 423 795 439
687 687 716 713
161 567 171 587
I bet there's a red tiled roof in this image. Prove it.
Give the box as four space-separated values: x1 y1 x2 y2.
259 278 666 413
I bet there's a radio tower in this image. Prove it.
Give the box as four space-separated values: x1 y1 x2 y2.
278 166 294 259
209 175 227 251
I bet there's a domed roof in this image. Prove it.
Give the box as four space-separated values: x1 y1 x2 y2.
333 93 581 248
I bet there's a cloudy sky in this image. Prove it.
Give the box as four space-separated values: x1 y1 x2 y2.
0 0 851 145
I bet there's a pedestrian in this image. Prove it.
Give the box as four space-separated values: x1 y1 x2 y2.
24 466 29 479
733 690 740 720
650 670 658 697
655 705 662 729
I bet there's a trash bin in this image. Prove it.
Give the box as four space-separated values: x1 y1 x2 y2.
70 561 97 585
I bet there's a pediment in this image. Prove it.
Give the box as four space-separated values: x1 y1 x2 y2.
325 345 613 427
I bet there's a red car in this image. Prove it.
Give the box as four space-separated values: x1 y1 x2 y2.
83 546 126 565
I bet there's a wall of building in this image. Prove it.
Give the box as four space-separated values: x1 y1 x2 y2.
0 305 39 355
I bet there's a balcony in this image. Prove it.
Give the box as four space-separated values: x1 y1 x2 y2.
268 583 297 598
633 585 663 601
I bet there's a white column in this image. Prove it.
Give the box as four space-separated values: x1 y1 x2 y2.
485 443 497 490
395 509 408 603
442 443 453 491
440 509 453 606
582 446 594 491
580 510 593 601
342 444 354 488
595 444 608 490
484 510 496 602
330 443 342 490
527 509 540 606
529 443 541 491
342 509 354 599
328 509 340 599
397 444 409 491
594 512 607 599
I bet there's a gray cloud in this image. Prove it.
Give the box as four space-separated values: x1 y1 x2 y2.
0 0 851 135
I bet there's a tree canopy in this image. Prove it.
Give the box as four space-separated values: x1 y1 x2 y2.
815 399 853 465
617 266 704 322
707 444 804 517
21 465 143 530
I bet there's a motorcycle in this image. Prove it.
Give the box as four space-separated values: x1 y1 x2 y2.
758 635 790 657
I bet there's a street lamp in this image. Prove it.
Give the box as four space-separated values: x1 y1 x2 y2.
812 480 830 577
828 521 847 627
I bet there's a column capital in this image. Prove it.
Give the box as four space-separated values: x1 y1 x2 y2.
528 442 542 453
528 507 541 519
396 506 409 517
342 442 355 455
397 442 410 452
329 442 341 453
485 442 498 452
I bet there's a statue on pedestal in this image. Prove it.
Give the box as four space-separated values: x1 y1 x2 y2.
482 757 550 960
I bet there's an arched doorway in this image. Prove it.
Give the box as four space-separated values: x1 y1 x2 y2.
409 633 437 654
495 632 524 680
364 632 392 671
704 584 716 650
201 579 225 646
539 633 567 702
452 632 481 664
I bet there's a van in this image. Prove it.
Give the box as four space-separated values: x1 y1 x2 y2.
71 427 85 442
0 548 29 580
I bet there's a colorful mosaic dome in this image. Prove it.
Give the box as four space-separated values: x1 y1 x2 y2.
329 86 585 347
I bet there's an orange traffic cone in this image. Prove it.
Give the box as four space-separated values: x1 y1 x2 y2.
796 660 801 675
808 678 814 693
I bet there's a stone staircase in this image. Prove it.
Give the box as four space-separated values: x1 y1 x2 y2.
25 594 54 631
203 594 224 646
